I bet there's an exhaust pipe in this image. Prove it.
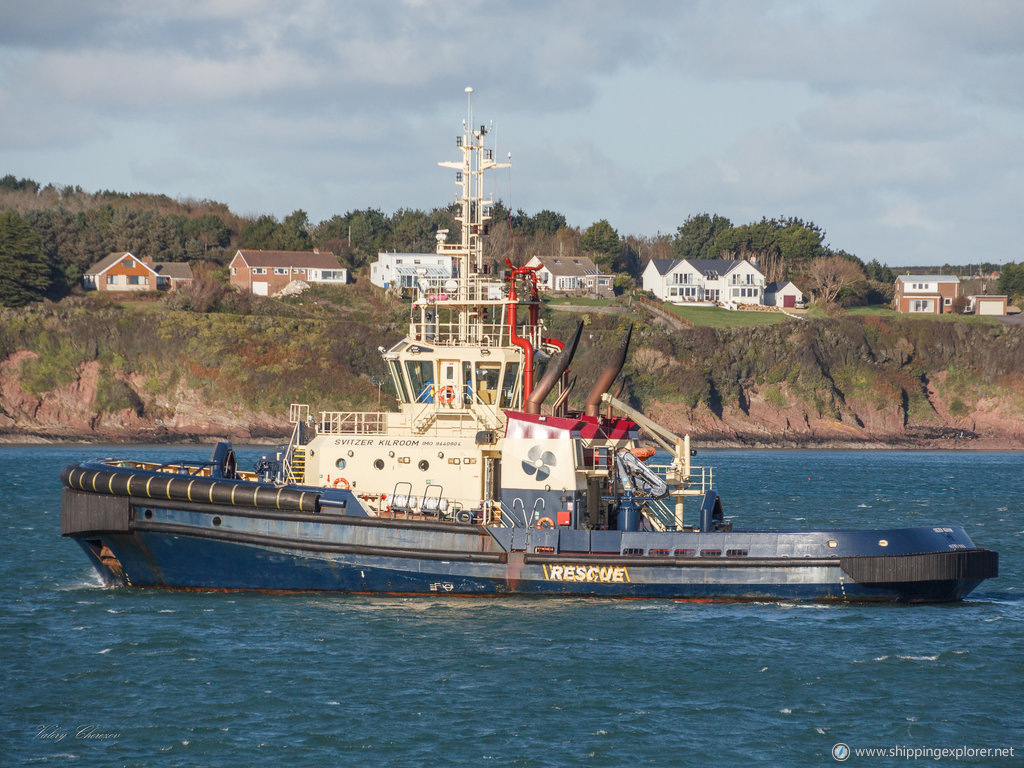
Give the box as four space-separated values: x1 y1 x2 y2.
584 324 633 418
525 322 583 415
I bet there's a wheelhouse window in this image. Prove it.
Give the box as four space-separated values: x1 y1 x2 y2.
499 362 520 408
389 360 412 403
405 359 435 402
479 362 501 405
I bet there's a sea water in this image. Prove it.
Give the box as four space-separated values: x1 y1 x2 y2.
3 445 1021 766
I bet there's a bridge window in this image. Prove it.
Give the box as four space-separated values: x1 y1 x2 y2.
389 361 412 403
474 362 501 404
405 360 435 402
499 362 520 408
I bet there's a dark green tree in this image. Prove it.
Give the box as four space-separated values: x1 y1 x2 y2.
270 209 313 251
673 213 732 260
998 262 1024 301
532 209 568 236
864 258 895 284
0 211 52 307
240 214 281 249
581 219 619 254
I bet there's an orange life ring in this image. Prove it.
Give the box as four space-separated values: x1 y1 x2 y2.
536 517 555 529
438 385 456 404
630 446 656 461
333 477 350 489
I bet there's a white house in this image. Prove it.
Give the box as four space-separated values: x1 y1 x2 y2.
524 255 614 298
764 281 804 309
370 252 454 294
642 258 766 306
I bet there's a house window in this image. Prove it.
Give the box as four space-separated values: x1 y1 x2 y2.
106 275 117 285
321 270 346 281
275 268 289 275
910 299 934 312
128 275 142 285
944 297 952 305
123 258 135 268
231 267 237 275
252 268 266 275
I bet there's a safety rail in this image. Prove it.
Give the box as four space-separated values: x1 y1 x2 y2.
646 462 714 495
289 403 310 424
95 458 258 482
410 318 511 347
317 411 386 435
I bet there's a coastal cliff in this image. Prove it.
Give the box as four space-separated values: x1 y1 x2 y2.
2 299 1023 447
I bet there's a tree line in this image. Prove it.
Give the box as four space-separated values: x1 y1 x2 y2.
2 172 1022 309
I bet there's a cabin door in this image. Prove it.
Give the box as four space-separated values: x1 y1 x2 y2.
438 360 460 406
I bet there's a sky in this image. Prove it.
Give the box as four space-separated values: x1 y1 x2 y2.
1 1 1022 267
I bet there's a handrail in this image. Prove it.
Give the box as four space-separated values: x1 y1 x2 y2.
317 411 386 435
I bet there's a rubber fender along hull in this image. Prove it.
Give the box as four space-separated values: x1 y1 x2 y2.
61 464 319 514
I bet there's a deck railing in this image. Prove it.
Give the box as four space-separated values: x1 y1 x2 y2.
317 411 386 435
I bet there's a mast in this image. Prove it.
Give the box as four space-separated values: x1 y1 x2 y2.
436 86 510 343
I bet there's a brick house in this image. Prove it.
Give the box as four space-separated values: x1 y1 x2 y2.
83 252 193 292
893 275 960 314
229 249 347 295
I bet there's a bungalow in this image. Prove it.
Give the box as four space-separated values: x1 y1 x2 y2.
83 252 193 292
229 249 346 296
524 255 614 298
153 261 194 291
893 275 959 314
764 280 804 309
370 252 454 295
642 258 765 306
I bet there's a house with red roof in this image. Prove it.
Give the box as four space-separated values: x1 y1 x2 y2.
229 249 347 295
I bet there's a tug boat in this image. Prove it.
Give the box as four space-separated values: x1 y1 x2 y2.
61 91 997 602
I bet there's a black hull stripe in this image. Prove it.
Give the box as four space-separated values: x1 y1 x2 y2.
130 521 507 564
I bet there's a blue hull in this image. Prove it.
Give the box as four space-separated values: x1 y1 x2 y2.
63 483 996 603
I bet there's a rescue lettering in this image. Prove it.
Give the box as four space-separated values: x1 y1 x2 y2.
544 564 630 583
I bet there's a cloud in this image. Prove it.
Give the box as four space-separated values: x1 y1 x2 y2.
1 1 1022 266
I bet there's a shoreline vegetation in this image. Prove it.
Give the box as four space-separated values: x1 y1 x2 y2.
2 290 1022 451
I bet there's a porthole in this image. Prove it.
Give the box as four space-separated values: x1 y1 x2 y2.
335 458 347 470
827 540 838 548
144 509 153 520
374 459 385 470
212 516 222 527
418 460 429 471
878 539 889 547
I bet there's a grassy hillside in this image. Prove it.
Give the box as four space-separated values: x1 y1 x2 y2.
1 290 1023 445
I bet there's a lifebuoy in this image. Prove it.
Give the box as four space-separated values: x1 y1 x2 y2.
438 385 456 404
333 477 350 489
536 517 555 529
